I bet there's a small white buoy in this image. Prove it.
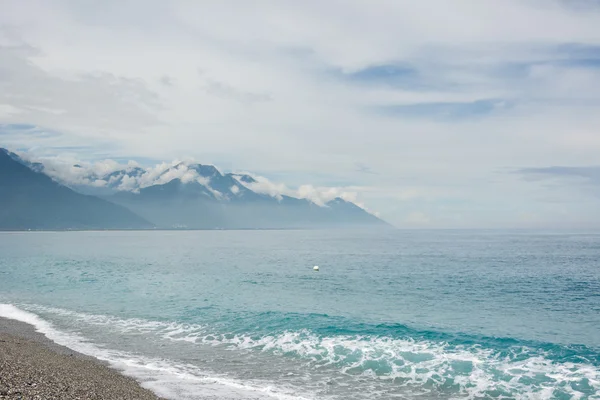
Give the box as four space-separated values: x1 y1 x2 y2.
313 265 319 271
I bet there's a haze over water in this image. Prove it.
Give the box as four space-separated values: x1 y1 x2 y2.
0 230 599 399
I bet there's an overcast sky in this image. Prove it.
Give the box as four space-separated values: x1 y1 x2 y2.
1 0 600 228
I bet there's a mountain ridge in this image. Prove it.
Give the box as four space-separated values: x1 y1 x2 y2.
0 149 153 230
0 148 391 230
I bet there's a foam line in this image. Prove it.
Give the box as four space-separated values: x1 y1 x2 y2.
0 304 315 400
4 303 600 399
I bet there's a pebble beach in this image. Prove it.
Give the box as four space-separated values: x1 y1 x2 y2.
0 317 162 400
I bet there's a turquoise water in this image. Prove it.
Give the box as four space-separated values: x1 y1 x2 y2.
0 230 599 399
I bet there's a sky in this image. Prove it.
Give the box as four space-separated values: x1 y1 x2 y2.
1 0 600 228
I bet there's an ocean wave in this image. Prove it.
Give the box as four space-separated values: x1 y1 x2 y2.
0 304 316 400
210 330 600 398
8 303 600 399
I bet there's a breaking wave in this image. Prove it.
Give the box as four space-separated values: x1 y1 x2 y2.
6 303 599 399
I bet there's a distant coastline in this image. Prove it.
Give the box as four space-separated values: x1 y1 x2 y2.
0 226 380 232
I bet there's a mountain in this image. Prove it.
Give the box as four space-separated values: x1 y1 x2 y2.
0 149 153 230
2 148 45 173
108 164 389 229
70 165 147 196
1 148 390 230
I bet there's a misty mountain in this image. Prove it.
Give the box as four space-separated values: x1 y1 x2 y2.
1 148 389 229
0 149 153 230
70 165 147 196
108 165 389 229
2 148 45 173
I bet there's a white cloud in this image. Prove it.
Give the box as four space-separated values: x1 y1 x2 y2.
297 185 359 207
90 179 107 188
24 155 124 187
0 104 22 117
235 174 288 201
153 163 193 186
234 173 364 207
20 151 371 207
116 174 139 191
15 152 195 191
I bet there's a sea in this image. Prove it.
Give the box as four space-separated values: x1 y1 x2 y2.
0 230 598 399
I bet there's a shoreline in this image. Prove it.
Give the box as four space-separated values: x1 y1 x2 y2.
0 316 163 399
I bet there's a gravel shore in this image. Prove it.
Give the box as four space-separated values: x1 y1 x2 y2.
0 317 163 399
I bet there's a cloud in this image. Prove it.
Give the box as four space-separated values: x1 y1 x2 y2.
355 162 377 174
376 99 512 120
0 27 163 155
159 75 174 87
516 166 600 199
31 154 215 193
405 211 431 226
117 161 216 192
336 64 420 90
203 79 272 104
0 104 21 118
233 173 364 207
18 151 368 207
149 163 196 187
234 174 288 200
517 166 600 183
32 156 123 187
0 44 162 131
116 174 138 191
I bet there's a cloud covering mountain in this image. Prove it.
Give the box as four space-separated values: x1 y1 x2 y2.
16 151 370 210
0 149 153 230
1 148 388 230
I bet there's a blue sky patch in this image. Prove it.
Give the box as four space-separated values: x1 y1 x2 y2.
0 123 37 131
0 124 62 138
376 99 512 120
346 64 416 82
518 166 600 185
554 43 600 68
332 64 424 89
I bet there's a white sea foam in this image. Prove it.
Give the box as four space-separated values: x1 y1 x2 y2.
0 304 315 400
217 330 600 399
4 304 600 399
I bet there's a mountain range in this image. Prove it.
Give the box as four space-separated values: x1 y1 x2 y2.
0 148 390 230
0 149 152 230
